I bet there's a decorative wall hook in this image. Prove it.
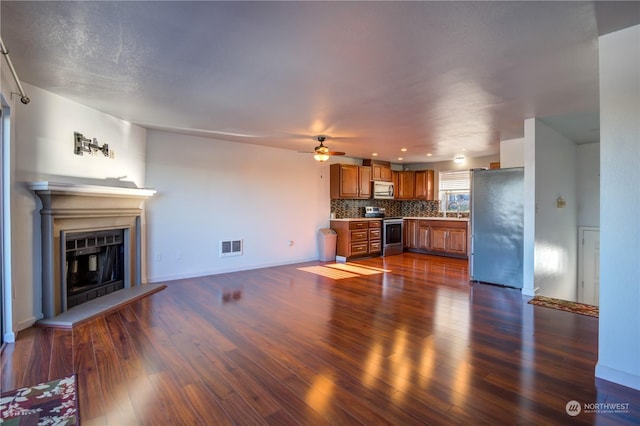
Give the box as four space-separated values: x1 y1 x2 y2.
74 132 109 157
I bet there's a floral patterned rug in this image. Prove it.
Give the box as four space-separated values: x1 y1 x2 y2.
528 295 599 318
1 374 78 425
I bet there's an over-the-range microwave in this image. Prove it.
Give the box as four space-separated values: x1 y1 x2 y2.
372 181 394 199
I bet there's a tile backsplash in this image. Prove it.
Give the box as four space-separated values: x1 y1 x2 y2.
331 199 449 218
402 200 441 217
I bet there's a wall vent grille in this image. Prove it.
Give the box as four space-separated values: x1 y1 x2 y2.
220 239 243 257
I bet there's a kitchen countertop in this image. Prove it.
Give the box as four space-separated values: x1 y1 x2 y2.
330 217 469 222
404 217 469 221
330 218 384 221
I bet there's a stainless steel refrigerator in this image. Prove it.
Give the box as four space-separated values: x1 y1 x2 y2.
470 167 524 288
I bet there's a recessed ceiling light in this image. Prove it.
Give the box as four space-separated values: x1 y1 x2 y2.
401 148 407 152
426 153 432 157
453 155 465 164
398 157 403 161
372 152 378 157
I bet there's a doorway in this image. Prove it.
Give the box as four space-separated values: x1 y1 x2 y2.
578 227 600 306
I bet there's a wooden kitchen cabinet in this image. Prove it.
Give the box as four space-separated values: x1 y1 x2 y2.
363 159 392 182
359 166 372 198
330 164 372 199
414 170 435 200
377 165 392 181
417 220 431 250
396 171 415 199
405 219 432 251
428 220 468 257
404 219 417 249
390 169 434 200
330 219 382 260
429 228 448 252
368 220 381 254
403 219 468 259
448 228 467 254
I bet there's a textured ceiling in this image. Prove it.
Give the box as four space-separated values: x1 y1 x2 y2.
1 1 639 163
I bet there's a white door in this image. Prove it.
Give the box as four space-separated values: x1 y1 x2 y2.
578 227 600 306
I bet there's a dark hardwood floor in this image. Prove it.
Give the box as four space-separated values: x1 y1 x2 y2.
2 253 640 425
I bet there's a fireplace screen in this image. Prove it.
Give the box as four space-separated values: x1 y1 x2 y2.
65 229 125 309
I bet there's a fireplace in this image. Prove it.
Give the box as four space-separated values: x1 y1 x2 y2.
65 228 126 309
29 181 156 319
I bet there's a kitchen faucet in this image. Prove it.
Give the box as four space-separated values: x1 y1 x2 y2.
447 201 461 218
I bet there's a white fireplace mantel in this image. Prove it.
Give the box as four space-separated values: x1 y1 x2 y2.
28 181 156 198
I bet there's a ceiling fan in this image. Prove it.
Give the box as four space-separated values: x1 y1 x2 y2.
311 136 345 162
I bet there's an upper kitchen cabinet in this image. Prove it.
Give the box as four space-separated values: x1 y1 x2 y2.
415 170 435 200
330 164 372 199
359 166 372 198
396 171 415 199
363 159 392 182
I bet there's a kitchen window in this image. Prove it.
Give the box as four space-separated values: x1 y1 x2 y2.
439 170 470 213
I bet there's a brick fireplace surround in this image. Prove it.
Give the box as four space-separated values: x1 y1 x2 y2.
29 181 157 322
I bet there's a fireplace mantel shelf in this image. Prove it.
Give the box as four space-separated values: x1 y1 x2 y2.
28 181 156 198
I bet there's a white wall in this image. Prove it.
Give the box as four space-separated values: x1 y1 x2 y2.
500 138 525 168
576 143 600 227
533 119 578 301
144 130 330 282
596 24 640 390
8 84 147 333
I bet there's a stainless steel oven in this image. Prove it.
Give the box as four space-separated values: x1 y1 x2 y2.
383 217 403 256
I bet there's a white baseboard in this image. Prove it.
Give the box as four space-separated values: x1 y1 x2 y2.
15 313 43 332
595 363 640 391
146 257 318 284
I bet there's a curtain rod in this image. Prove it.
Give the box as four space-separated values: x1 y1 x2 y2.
0 36 30 105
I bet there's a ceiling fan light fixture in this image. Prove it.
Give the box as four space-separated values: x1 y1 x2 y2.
314 136 331 161
315 144 329 154
309 135 345 161
314 153 330 162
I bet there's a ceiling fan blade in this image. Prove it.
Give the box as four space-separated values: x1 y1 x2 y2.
299 149 345 155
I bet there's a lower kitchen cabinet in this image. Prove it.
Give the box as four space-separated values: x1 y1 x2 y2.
404 219 418 249
330 220 382 260
369 222 382 254
417 220 430 250
404 219 468 259
429 223 467 256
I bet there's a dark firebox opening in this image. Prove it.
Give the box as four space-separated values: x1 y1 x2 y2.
65 229 125 309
